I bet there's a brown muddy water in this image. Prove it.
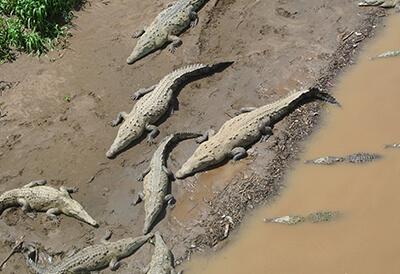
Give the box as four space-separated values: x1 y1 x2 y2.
185 15 400 274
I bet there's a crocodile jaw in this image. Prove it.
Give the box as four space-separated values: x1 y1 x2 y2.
107 125 143 158
62 200 98 227
176 153 219 179
127 40 157 65
106 139 128 159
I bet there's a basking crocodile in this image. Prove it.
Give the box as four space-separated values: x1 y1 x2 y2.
106 62 233 158
175 87 339 179
146 232 181 274
0 180 98 227
305 152 381 165
135 132 201 234
127 0 208 64
264 211 339 225
358 0 399 8
25 231 153 274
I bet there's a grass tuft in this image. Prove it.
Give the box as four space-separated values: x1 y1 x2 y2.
0 0 81 62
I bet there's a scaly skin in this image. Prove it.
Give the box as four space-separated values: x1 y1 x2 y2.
26 233 153 274
136 133 201 234
127 0 208 64
264 211 339 225
146 232 180 274
305 152 381 165
106 62 233 158
176 87 339 178
0 180 98 227
358 0 399 8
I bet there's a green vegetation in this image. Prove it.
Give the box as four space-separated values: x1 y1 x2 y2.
0 0 81 62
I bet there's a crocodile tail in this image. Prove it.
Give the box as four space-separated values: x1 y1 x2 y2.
171 61 234 87
171 132 203 143
310 87 341 107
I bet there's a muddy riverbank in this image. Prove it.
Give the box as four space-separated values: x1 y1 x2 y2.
0 0 391 272
186 14 400 274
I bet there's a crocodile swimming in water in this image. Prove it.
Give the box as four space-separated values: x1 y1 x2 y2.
358 0 399 8
175 87 339 179
106 62 233 158
134 132 201 234
146 232 182 274
25 231 153 274
385 143 400 149
305 152 381 165
127 0 208 64
264 211 340 225
0 180 98 227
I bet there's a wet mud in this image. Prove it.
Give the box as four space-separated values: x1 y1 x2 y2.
186 14 400 274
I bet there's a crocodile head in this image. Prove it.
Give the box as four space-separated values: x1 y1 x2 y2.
126 39 157 65
176 148 221 179
62 198 99 227
106 123 144 158
118 233 154 256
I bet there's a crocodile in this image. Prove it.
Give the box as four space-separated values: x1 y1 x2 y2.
25 231 153 274
146 232 181 274
264 211 340 225
127 0 208 64
106 61 233 158
0 180 98 227
305 152 381 165
135 132 201 234
175 87 339 179
358 0 399 8
385 143 400 149
371 50 400 60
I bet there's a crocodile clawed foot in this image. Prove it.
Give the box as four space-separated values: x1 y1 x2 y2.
190 18 199 28
167 44 177 54
131 94 139 101
146 138 156 145
260 135 271 143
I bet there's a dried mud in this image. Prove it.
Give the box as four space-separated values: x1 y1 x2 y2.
0 0 388 272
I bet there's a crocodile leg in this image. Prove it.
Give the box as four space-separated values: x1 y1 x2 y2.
59 186 79 195
167 35 183 53
111 112 128 127
138 167 151 181
187 5 199 27
165 194 176 208
145 124 160 144
236 107 256 115
131 85 157 101
46 208 61 219
259 119 273 142
109 257 122 271
167 1 176 7
22 180 47 188
17 198 31 212
134 192 144 205
132 27 146 38
231 147 247 161
101 230 113 244
196 129 215 143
